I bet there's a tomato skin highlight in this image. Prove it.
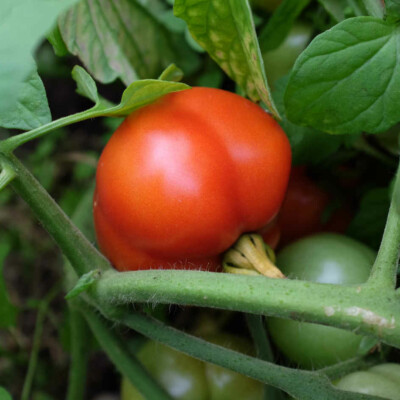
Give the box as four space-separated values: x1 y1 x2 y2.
94 87 291 271
267 234 376 369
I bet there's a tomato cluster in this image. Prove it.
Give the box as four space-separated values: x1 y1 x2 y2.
94 86 386 393
121 335 263 400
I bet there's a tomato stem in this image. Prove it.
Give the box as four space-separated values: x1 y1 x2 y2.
6 153 110 277
91 270 400 350
223 234 285 278
94 306 381 400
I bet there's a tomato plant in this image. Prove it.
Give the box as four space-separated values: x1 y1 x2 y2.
4 0 400 399
267 233 376 368
121 335 263 400
93 87 291 271
335 363 400 399
277 166 352 246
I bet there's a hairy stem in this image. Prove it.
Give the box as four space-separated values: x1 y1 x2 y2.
7 154 110 277
21 285 60 400
91 269 400 349
246 314 283 400
0 106 105 154
367 163 400 289
66 308 90 400
82 305 173 400
95 309 382 400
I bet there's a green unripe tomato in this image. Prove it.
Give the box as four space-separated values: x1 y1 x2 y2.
121 341 208 400
263 22 313 89
336 363 400 399
203 334 263 400
267 234 376 369
122 335 263 400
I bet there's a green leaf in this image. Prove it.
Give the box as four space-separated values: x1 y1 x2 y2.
386 0 400 19
259 0 311 53
0 68 51 131
285 17 400 135
0 240 17 329
0 387 13 400
347 187 390 249
174 0 279 118
158 64 184 82
71 66 99 104
47 25 69 57
59 0 185 85
103 80 189 117
274 77 344 165
65 270 102 300
0 0 78 118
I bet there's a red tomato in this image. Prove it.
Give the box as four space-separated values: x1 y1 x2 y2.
265 166 352 247
94 87 291 271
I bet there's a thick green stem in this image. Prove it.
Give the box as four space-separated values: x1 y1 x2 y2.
91 269 400 349
367 164 400 289
97 310 382 400
7 154 110 277
82 305 173 400
246 314 274 362
66 307 90 400
319 356 379 381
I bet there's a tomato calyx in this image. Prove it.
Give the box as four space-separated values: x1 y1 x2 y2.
223 233 285 278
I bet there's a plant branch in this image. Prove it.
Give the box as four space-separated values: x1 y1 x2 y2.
90 269 400 349
94 309 382 400
66 307 90 400
367 162 400 289
246 314 283 400
319 356 379 381
21 284 60 400
82 304 173 400
7 154 110 277
246 314 274 361
0 105 106 154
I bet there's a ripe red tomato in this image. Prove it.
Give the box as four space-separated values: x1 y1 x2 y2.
276 166 352 246
94 87 291 271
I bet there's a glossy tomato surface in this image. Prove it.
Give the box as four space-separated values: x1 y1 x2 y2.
121 336 263 400
94 87 291 271
336 363 400 399
267 234 376 369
